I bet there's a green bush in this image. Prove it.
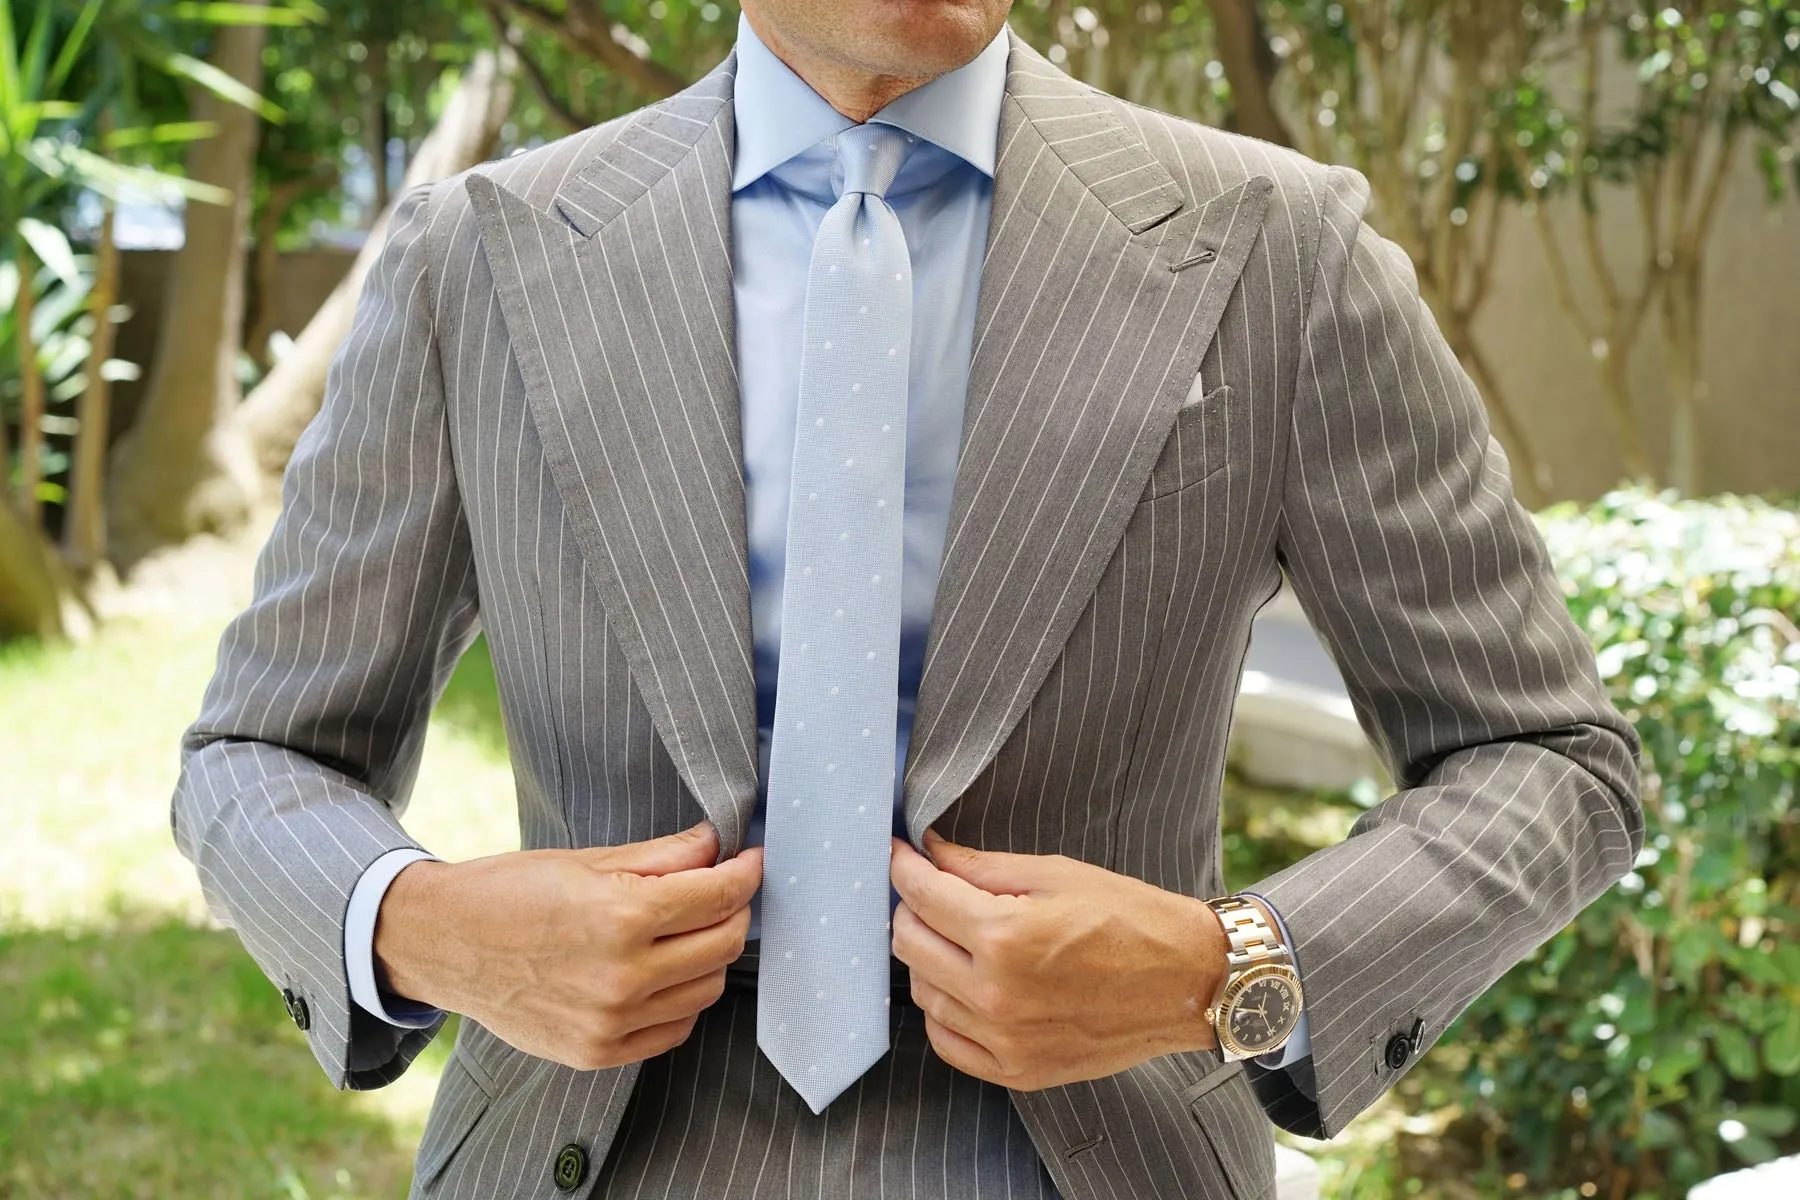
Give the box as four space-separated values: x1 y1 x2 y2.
1446 488 1800 1197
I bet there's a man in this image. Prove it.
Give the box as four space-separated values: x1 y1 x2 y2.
171 0 1645 1196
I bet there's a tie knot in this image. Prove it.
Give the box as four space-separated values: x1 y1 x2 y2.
835 123 912 200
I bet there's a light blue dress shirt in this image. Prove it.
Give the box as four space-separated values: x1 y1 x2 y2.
344 12 1309 1076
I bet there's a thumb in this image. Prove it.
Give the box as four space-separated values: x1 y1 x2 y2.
921 827 1061 896
584 819 721 877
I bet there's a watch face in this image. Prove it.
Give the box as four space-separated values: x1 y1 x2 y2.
1224 972 1301 1056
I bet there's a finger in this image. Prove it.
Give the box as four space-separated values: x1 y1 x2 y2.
919 1008 1005 1085
890 835 997 951
642 903 753 988
907 972 983 1042
628 966 730 1032
637 846 764 936
616 1011 706 1063
583 820 720 876
921 827 1064 897
891 900 980 1008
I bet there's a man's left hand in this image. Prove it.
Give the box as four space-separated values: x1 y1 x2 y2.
889 828 1229 1090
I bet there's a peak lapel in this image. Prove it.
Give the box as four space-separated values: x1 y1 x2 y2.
465 58 761 858
902 35 1275 848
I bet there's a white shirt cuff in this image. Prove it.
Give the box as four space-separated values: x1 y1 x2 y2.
1238 890 1313 1069
346 847 443 1028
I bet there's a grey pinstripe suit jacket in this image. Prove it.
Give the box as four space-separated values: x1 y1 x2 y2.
172 29 1645 1200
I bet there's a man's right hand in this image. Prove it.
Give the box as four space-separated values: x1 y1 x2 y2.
374 820 763 1071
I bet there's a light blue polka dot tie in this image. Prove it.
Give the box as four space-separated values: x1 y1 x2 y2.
757 122 915 1115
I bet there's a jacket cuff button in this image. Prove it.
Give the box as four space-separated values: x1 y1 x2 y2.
553 1143 589 1192
1383 1031 1412 1070
281 988 311 1032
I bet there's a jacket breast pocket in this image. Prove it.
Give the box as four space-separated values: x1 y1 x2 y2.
1140 381 1234 502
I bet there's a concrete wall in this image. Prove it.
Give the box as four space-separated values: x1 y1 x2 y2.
1469 148 1800 503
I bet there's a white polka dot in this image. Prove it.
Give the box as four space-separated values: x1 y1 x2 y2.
894 272 903 280
839 531 849 541
808 491 817 501
779 1020 788 1029
823 840 832 849
853 880 863 889
851 955 861 966
871 574 881 583
861 728 870 737
857 803 866 812
815 417 824 427
792 798 801 806
788 875 797 884
876 499 886 508
881 424 891 432
835 608 844 617
828 686 838 695
829 264 837 273
887 348 898 357
823 340 833 350
851 382 861 393
865 650 876 660
809 1063 818 1072
863 237 870 246
820 916 829 925
844 457 855 467
848 1031 859 1041
826 761 837 771
803 566 812 576
859 304 868 314
816 989 825 999
796 720 805 730
784 952 793 960
799 642 808 652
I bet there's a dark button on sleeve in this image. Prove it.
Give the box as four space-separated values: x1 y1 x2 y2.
1383 1031 1412 1070
281 987 311 1032
553 1143 588 1192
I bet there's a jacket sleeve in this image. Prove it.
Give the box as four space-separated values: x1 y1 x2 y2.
1239 164 1644 1140
170 178 481 1090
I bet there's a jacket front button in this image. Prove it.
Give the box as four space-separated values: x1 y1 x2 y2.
1383 1031 1412 1070
552 1143 588 1192
282 988 311 1031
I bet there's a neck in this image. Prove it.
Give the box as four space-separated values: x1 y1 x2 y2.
742 10 934 123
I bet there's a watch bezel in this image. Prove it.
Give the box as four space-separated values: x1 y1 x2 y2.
1210 961 1304 1059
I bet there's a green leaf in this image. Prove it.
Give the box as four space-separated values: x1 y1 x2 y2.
1723 1130 1779 1166
17 217 79 289
152 50 285 124
1636 1108 1685 1149
1714 1025 1760 1080
1647 1046 1703 1089
1731 1106 1797 1138
168 3 314 25
1764 1008 1800 1076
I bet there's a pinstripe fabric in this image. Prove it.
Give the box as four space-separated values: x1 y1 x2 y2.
171 27 1643 1200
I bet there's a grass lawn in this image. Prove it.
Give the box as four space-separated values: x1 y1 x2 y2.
0 523 519 1199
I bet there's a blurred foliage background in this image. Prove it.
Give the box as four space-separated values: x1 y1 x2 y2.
1 1 1797 1197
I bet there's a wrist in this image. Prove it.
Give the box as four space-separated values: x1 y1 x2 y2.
373 858 457 1009
1177 893 1233 1054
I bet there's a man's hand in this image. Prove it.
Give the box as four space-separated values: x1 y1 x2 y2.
889 828 1243 1090
375 821 762 1072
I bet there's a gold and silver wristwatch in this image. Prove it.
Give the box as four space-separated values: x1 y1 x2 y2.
1201 896 1304 1062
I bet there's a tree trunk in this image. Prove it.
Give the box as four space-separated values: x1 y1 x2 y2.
1662 263 1705 496
62 200 122 575
238 47 517 475
1208 0 1293 147
0 497 77 640
13 241 45 527
105 10 269 570
245 176 319 367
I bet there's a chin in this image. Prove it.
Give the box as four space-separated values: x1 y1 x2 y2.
841 0 1006 78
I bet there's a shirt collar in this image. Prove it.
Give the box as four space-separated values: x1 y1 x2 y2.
730 13 1009 192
